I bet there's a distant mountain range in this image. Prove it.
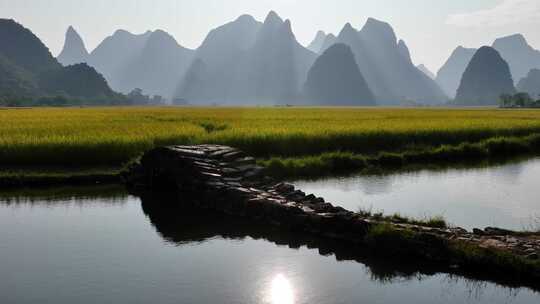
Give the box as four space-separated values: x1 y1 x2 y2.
56 12 448 105
3 12 540 106
58 27 194 98
178 14 262 103
177 12 317 105
436 34 540 98
314 19 447 105
0 19 118 102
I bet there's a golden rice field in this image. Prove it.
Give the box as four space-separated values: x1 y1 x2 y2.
1 106 540 166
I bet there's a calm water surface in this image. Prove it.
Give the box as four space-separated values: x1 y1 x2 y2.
1 186 539 303
295 158 540 231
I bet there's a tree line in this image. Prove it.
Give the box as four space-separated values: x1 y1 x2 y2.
0 88 168 107
500 92 540 108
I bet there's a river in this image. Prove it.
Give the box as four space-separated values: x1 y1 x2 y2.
295 158 540 231
1 184 538 303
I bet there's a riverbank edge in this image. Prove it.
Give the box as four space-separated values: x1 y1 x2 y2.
260 133 540 178
1 132 539 188
364 223 540 287
0 170 122 188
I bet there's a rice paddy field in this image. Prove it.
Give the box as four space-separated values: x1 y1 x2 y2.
1 106 540 169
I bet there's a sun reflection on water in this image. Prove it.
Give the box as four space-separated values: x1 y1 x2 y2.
270 274 295 304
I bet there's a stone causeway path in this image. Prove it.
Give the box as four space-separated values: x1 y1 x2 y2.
126 144 540 262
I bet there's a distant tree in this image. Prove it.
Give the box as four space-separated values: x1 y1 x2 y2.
150 95 164 105
499 93 513 108
127 88 150 105
172 98 189 106
514 92 533 107
499 92 536 108
35 95 69 106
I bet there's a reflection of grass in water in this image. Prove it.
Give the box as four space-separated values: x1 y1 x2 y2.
0 166 122 188
0 184 128 205
368 259 516 304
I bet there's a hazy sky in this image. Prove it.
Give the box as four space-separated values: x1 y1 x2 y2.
1 0 539 72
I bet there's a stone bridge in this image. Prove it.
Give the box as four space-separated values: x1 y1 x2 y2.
125 145 540 272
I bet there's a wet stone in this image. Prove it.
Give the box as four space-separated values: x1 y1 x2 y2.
506 237 519 244
222 151 246 161
209 148 238 158
244 168 264 178
473 228 485 236
313 197 325 204
230 157 256 165
484 227 516 235
172 148 207 157
302 194 317 202
223 177 243 182
526 253 539 260
524 248 536 254
275 183 295 193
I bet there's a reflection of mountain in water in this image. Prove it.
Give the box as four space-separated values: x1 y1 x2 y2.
139 192 540 291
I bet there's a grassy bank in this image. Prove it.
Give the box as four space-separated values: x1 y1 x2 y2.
1 107 540 185
365 224 540 284
2 107 540 167
261 133 540 178
358 208 447 228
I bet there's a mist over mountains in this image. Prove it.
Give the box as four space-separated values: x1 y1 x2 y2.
307 30 327 53
0 19 118 103
517 69 540 98
312 19 448 105
177 14 262 103
435 46 477 98
304 43 375 105
56 12 449 105
59 27 194 98
454 46 515 106
57 26 89 66
177 12 317 105
417 64 435 79
2 11 540 107
436 34 540 99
